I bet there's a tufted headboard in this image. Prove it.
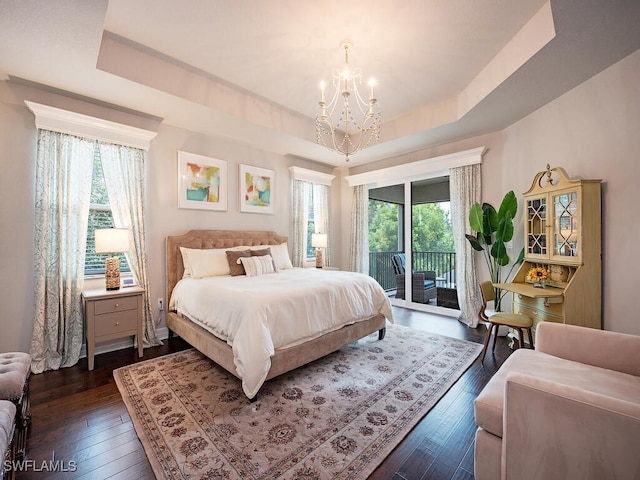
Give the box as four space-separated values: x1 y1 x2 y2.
165 230 288 310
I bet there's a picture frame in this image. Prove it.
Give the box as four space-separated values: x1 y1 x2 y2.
239 164 275 214
177 151 227 211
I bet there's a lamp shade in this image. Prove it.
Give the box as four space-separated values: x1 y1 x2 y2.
311 233 327 248
95 228 129 254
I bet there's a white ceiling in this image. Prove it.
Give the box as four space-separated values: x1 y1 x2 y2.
1 0 639 167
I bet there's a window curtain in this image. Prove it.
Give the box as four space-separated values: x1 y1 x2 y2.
99 143 161 347
30 130 94 373
350 184 369 273
450 164 483 327
313 183 331 267
291 179 310 267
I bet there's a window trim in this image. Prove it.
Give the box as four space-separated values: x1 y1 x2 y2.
25 101 157 150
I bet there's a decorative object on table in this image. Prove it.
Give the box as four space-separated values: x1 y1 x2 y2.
311 232 327 268
315 40 381 162
526 266 550 287
465 190 525 311
177 151 227 211
114 323 482 480
239 164 274 214
95 228 129 290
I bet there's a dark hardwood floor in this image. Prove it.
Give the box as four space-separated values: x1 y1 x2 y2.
17 308 512 480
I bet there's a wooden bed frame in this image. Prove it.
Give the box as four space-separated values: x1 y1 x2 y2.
165 230 386 398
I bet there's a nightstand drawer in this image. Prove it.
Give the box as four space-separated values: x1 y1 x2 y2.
94 310 138 337
94 295 138 315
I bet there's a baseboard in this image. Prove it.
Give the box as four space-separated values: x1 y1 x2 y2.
79 326 171 359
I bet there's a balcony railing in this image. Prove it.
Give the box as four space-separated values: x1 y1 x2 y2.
369 251 456 291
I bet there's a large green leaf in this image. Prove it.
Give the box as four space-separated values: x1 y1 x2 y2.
465 233 484 251
515 247 525 264
495 214 514 243
468 203 484 233
491 241 509 266
482 203 498 233
498 190 518 220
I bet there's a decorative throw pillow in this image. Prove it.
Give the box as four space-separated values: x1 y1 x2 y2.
226 250 251 276
238 255 276 277
250 247 277 270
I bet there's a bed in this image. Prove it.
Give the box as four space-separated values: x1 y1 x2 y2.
165 229 393 400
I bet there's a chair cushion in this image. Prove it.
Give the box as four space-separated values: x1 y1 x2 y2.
424 280 435 288
0 400 15 457
474 349 640 438
0 352 31 401
488 312 532 328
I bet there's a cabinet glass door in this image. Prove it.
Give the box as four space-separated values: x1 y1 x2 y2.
525 195 547 259
552 190 579 260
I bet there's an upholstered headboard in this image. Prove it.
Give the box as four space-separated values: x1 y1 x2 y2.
165 229 288 310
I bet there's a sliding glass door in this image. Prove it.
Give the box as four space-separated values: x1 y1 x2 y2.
369 177 458 314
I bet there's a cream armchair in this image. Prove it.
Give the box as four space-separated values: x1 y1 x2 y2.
474 322 640 480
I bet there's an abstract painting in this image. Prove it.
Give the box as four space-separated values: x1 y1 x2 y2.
178 151 227 211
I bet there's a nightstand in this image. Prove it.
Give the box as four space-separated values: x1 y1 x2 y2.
82 286 144 370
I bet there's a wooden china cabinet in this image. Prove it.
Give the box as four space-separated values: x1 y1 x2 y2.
495 165 602 337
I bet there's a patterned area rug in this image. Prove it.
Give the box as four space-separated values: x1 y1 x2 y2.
114 323 482 479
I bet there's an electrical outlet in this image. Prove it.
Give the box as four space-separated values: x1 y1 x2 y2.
157 298 164 311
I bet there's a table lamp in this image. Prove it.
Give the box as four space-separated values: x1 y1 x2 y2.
311 233 327 268
95 228 129 290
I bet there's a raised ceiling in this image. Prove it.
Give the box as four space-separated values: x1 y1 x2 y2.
1 0 639 166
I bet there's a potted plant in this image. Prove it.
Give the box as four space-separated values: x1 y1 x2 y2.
465 191 524 311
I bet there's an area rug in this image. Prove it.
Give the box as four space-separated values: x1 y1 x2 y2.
114 323 482 480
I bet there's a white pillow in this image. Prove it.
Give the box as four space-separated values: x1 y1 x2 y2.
180 247 231 278
251 243 293 270
179 247 193 277
238 255 276 277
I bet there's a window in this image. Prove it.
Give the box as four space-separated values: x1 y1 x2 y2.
306 187 316 259
84 145 130 275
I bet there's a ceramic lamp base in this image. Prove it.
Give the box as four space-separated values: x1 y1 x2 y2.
105 256 121 290
315 248 323 268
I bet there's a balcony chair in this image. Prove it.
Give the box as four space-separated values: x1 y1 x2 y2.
391 254 437 304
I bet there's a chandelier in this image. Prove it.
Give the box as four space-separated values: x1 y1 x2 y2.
315 41 381 162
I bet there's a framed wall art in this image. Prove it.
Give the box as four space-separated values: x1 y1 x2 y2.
239 164 275 214
177 151 227 211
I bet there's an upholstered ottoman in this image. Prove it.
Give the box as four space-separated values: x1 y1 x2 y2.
0 400 16 480
0 353 31 458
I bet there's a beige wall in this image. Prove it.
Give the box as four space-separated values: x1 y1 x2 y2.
1 49 638 354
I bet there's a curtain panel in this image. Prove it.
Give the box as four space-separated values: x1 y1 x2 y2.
350 184 369 273
450 164 483 327
99 143 161 347
291 179 310 267
30 130 94 373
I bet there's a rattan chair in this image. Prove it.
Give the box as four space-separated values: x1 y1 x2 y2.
478 281 533 363
392 254 437 304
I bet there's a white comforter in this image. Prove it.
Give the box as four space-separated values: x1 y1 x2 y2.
169 268 393 398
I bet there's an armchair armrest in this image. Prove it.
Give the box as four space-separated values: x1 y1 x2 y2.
415 270 437 282
503 372 640 480
536 322 640 376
